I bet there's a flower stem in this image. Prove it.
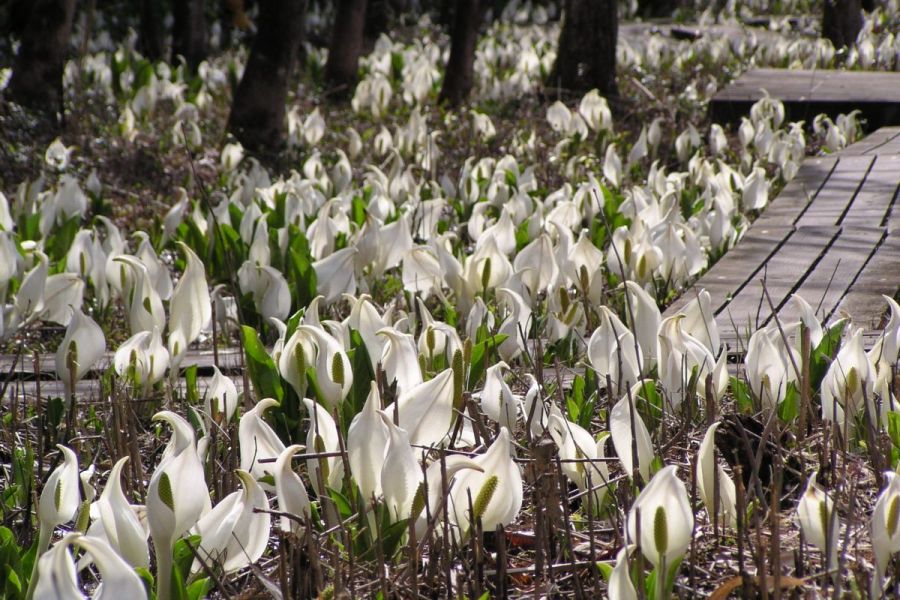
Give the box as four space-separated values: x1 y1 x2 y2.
23 525 52 600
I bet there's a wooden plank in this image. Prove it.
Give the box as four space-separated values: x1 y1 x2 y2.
794 155 874 227
663 226 793 318
0 348 246 381
841 154 900 227
752 156 836 227
832 234 900 331
774 226 884 326
714 70 900 103
0 374 247 404
716 226 841 348
836 127 900 156
709 70 900 128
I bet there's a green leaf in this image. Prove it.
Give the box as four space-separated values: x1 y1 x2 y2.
596 561 614 581
187 577 211 600
467 334 508 390
135 567 155 600
887 411 900 449
811 320 846 388
329 488 353 520
777 381 800 422
172 535 202 587
242 325 284 403
730 376 754 413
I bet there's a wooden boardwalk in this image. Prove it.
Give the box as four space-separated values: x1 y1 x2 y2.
709 69 900 129
665 127 900 353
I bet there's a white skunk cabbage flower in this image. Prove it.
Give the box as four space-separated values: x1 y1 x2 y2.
244 262 292 322
55 309 106 394
34 533 147 600
709 124 728 156
658 314 725 409
548 414 609 513
449 427 523 541
302 108 326 146
546 101 572 135
313 246 358 304
796 472 839 571
578 89 613 132
872 472 900 586
566 230 605 306
85 456 149 569
742 166 769 212
300 324 353 408
239 397 286 483
167 243 211 366
113 327 169 391
44 137 73 171
609 546 638 600
378 411 422 522
609 382 655 482
40 274 85 326
603 143 622 189
622 281 661 370
514 233 559 299
402 245 444 299
220 142 244 171
385 368 456 446
745 326 796 410
348 383 390 503
303 397 345 494
627 465 694 569
821 327 875 425
496 287 532 362
587 307 643 395
204 365 239 423
193 469 271 573
33 534 80 600
36 445 81 554
697 422 737 528
14 250 49 326
115 255 166 335
377 326 422 396
274 445 312 534
479 362 520 432
869 295 900 373
147 411 209 600
679 289 720 356
464 234 512 295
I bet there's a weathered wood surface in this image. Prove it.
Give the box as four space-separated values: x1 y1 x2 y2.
709 69 900 129
665 128 900 354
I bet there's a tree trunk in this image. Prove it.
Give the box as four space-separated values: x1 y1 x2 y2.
822 0 863 49
227 0 306 153
548 0 617 97
7 0 77 115
138 0 165 61
173 0 208 71
439 0 482 107
637 0 680 18
324 0 367 95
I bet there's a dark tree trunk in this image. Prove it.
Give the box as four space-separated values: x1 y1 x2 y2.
173 0 208 71
548 0 617 97
227 0 306 153
637 0 680 18
138 0 165 61
438 0 482 107
7 0 77 115
324 0 367 94
822 0 863 49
